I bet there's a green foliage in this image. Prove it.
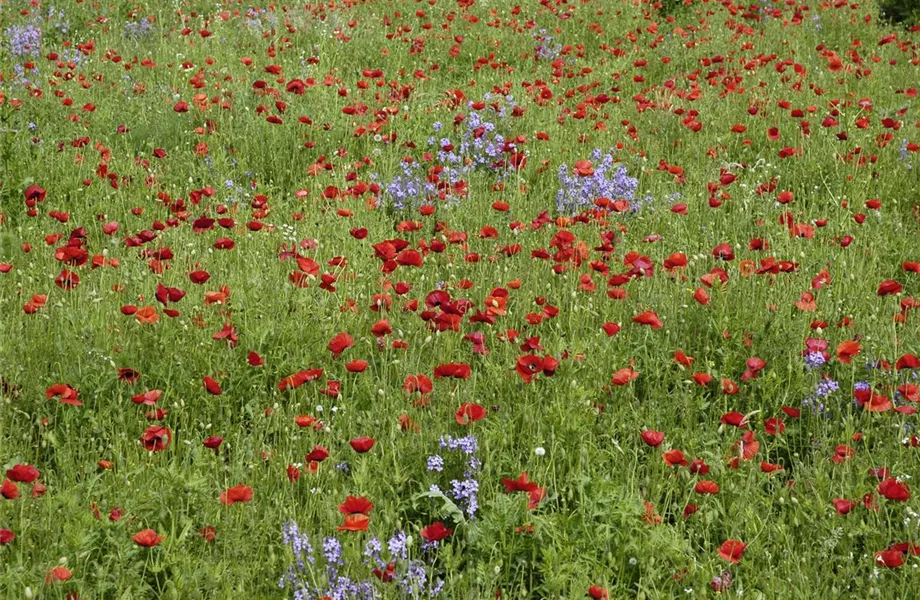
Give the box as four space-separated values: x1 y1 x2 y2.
878 0 920 27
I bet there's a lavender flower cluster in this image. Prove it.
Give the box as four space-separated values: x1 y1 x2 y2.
5 24 41 58
555 149 639 214
427 434 480 520
280 521 376 600
364 532 445 597
280 522 446 599
379 106 520 211
124 18 154 39
533 29 562 61
802 377 840 416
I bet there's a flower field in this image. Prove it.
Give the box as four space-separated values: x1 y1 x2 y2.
2 0 920 597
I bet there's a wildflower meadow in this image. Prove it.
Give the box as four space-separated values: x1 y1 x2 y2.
2 0 920 597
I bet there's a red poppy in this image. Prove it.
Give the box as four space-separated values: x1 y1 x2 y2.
435 363 472 380
632 310 663 329
219 484 254 505
718 539 747 564
611 368 639 386
640 430 664 447
1 479 20 500
588 586 609 599
335 514 370 532
420 521 453 543
694 480 720 494
875 550 905 568
45 566 73 583
139 426 171 452
878 478 911 502
503 472 540 493
832 499 857 515
328 332 354 358
305 445 330 462
663 449 688 467
349 437 376 453
0 529 14 545
836 340 860 364
46 383 81 406
133 528 165 547
131 389 162 406
338 495 373 515
456 403 487 425
6 464 40 483
203 376 222 395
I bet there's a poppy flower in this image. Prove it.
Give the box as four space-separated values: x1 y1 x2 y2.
0 529 14 545
640 430 664 447
338 495 373 515
694 480 720 494
133 528 165 547
435 363 472 379
632 310 663 329
718 539 747 564
456 403 487 425
219 484 254 505
328 332 354 358
202 376 222 395
663 449 688 467
611 368 639 386
503 471 540 493
203 436 223 452
305 445 330 462
832 498 857 515
44 566 73 583
1 479 20 500
139 426 171 452
335 514 370 532
588 586 609 599
836 340 860 363
6 464 40 483
46 383 81 406
420 521 453 543
349 437 376 453
878 478 910 502
877 280 903 296
875 550 905 568
131 390 162 406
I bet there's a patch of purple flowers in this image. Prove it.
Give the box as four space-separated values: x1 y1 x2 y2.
5 24 41 58
556 149 639 214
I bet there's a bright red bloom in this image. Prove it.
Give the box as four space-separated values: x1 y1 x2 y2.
878 478 911 502
45 566 73 583
219 484 254 505
832 499 857 515
46 383 81 406
335 514 370 532
6 464 40 483
0 529 14 545
328 332 354 358
420 521 453 542
588 586 609 599
640 430 664 447
338 495 373 515
632 310 663 329
875 550 905 568
203 376 222 395
611 368 639 386
718 539 747 563
435 363 472 380
503 471 540 493
836 340 860 364
139 426 171 452
455 403 487 425
349 437 376 453
133 528 165 547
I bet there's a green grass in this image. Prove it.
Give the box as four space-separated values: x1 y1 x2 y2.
2 0 920 598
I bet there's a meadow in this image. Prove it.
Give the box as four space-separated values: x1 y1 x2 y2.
1 0 920 597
